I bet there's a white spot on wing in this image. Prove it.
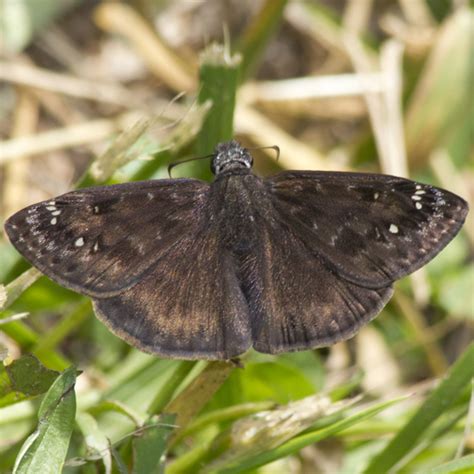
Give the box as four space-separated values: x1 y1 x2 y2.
46 206 57 211
411 195 422 201
416 202 422 210
389 224 399 234
374 192 379 200
415 190 426 195
93 241 99 252
50 217 57 225
51 210 61 216
75 237 85 247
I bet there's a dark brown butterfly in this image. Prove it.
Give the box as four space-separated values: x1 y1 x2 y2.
4 141 469 359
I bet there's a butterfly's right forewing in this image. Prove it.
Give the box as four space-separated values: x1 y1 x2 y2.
5 179 208 297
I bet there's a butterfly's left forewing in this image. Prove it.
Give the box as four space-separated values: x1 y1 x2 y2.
267 171 468 288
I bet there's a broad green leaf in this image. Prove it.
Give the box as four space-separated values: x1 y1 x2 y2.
0 354 59 408
13 365 77 474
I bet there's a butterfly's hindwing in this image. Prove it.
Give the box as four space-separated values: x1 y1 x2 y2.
247 222 394 353
5 179 209 297
267 171 468 289
93 224 252 359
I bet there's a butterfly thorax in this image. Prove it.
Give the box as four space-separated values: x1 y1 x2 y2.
209 172 272 257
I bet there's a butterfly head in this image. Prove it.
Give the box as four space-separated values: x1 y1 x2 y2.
211 141 253 175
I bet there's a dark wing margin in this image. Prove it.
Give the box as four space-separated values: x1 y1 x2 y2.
266 171 468 289
93 227 252 360
5 179 209 297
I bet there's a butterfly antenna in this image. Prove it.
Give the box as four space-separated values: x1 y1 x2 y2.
168 153 214 177
246 145 280 162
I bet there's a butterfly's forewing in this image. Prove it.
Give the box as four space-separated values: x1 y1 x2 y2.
93 224 252 359
267 171 468 289
5 179 208 297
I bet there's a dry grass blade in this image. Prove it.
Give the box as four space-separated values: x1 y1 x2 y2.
0 111 146 164
0 61 140 107
94 3 196 92
235 104 334 171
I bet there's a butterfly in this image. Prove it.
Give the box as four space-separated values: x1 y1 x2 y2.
4 141 469 360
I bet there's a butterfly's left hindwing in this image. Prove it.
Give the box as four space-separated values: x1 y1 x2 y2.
267 171 468 288
93 222 252 359
5 179 209 297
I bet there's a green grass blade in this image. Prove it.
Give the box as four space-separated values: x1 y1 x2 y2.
193 43 241 180
364 342 474 474
426 454 474 474
147 360 195 415
210 395 408 474
237 0 288 79
76 412 112 474
132 413 176 474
